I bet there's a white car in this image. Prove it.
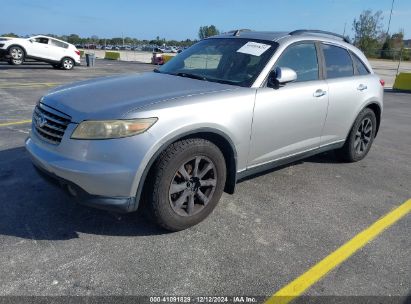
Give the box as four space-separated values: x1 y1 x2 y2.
0 35 81 70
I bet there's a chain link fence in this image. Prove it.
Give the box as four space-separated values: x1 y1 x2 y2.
366 49 411 62
366 49 411 87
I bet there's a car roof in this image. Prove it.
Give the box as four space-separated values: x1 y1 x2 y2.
213 31 289 42
212 29 349 45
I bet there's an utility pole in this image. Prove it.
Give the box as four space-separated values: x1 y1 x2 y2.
343 22 347 37
387 0 395 35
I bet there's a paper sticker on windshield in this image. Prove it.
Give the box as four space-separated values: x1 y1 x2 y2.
237 42 271 56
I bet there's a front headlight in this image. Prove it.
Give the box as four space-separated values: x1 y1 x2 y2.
71 118 158 139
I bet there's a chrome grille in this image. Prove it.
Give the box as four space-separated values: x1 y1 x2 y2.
33 104 71 144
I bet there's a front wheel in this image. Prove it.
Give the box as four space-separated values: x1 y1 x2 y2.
9 46 25 65
337 108 377 162
61 57 74 70
147 138 227 231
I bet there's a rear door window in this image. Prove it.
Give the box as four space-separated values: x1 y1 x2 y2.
50 39 69 49
322 44 354 79
274 42 319 82
351 53 370 75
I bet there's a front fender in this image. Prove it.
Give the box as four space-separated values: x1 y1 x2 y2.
129 124 239 210
7 44 27 56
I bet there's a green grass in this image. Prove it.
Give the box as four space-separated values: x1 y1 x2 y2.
104 51 120 60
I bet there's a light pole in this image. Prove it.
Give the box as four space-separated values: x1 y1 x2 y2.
387 0 395 35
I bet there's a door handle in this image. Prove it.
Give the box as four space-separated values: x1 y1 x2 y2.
313 89 327 97
357 84 367 91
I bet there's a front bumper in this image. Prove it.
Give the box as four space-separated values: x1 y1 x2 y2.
33 163 137 213
24 125 153 213
0 48 9 59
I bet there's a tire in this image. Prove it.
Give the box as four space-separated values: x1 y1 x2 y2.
337 108 377 162
9 46 25 65
147 138 227 231
61 57 74 70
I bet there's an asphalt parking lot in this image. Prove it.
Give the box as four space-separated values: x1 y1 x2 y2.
0 60 410 302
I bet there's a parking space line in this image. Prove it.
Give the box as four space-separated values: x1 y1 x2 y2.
0 119 32 127
265 198 411 304
0 82 61 88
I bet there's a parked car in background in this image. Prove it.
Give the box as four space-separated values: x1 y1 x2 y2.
26 30 383 231
0 35 80 70
169 47 178 53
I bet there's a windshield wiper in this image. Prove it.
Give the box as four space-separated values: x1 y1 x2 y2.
153 68 161 73
175 72 208 81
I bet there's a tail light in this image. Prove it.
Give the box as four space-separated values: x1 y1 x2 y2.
75 50 81 56
379 79 385 87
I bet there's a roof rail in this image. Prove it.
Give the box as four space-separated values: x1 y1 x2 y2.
289 29 350 43
227 29 252 36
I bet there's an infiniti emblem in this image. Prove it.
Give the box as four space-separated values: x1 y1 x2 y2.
35 113 47 128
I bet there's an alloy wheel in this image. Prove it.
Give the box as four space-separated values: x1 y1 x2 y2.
11 48 23 59
63 59 73 69
354 117 372 154
169 156 217 217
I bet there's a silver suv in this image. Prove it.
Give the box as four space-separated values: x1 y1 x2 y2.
26 30 384 231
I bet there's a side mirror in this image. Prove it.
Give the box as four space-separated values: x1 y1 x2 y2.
267 67 297 88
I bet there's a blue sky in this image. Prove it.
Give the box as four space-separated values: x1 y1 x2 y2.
1 0 410 40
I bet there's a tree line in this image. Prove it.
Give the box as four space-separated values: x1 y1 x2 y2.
0 25 220 47
0 25 221 47
0 33 198 47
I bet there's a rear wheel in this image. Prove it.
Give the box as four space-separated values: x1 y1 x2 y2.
337 108 377 162
147 138 226 231
9 46 24 65
61 57 74 70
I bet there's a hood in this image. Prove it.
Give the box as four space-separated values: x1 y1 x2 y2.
42 72 236 122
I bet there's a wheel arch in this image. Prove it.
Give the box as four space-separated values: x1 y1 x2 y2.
60 56 75 64
7 44 27 56
365 102 381 135
341 100 382 149
134 128 238 211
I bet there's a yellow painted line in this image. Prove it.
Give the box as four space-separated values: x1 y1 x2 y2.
0 82 61 88
0 119 32 127
266 198 411 304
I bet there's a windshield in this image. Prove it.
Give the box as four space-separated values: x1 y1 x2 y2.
157 38 278 87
